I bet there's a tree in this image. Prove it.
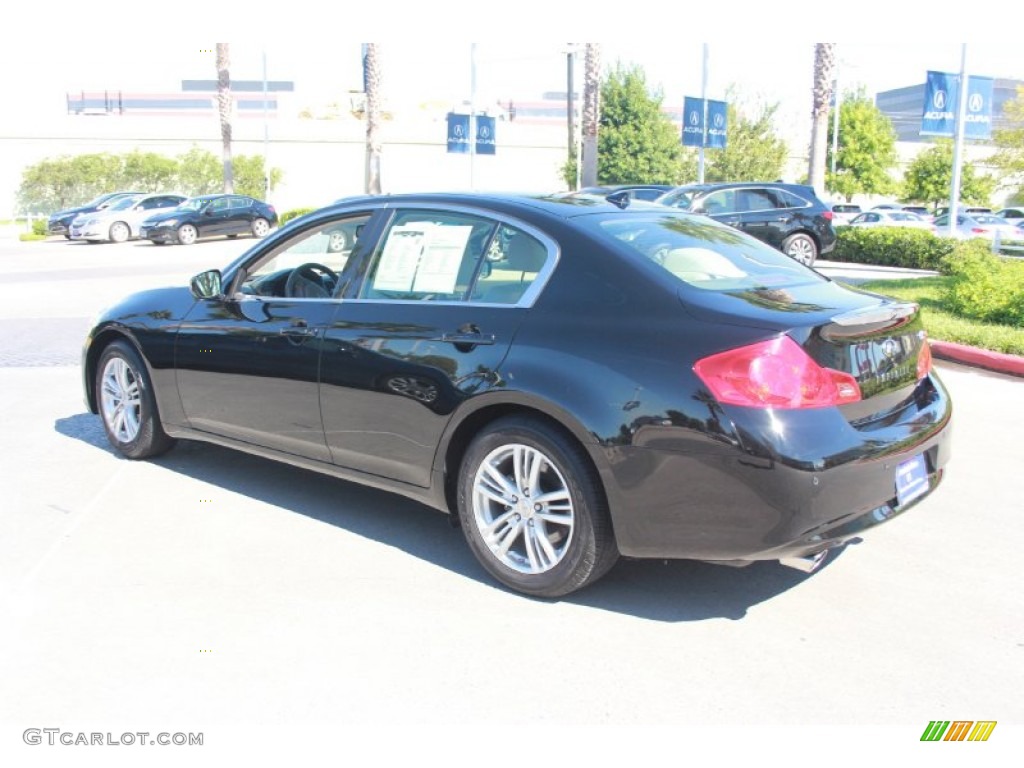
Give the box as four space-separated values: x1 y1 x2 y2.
592 63 694 185
990 84 1024 200
176 146 222 196
808 43 836 193
902 140 997 209
825 89 898 201
363 43 382 194
581 43 601 188
118 150 179 192
231 155 283 199
216 43 234 194
705 94 787 182
16 149 282 212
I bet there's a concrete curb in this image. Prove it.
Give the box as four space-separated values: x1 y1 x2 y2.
931 340 1024 379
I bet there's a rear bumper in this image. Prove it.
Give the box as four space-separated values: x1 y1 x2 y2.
596 373 952 560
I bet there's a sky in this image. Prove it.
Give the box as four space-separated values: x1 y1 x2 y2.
3 0 1022 129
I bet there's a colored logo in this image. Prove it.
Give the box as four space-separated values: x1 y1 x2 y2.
921 720 997 742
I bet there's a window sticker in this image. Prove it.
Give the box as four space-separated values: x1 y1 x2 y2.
373 222 474 294
412 224 472 293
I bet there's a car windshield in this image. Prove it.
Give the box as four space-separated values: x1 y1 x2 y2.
889 212 921 221
587 213 823 292
972 215 1002 225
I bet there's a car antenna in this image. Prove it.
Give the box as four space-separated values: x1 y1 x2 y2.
606 191 631 210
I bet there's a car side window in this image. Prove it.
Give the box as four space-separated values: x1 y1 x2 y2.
737 189 779 213
208 198 229 213
469 225 547 304
359 211 497 302
700 190 735 215
229 196 252 210
238 213 372 298
775 190 809 209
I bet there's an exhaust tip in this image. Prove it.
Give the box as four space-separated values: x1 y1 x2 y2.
779 550 829 574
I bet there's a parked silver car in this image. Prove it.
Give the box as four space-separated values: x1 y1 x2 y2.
70 193 187 243
932 212 1022 241
847 210 933 230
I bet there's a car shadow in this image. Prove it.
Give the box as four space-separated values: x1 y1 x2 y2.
55 412 855 622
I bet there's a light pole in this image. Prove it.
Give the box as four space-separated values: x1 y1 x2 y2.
566 44 577 190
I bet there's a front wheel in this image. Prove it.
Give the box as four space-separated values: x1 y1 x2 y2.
96 341 176 459
457 416 618 597
782 233 818 266
109 221 131 243
252 218 271 237
177 224 198 245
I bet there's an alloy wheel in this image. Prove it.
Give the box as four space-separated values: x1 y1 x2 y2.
471 443 576 574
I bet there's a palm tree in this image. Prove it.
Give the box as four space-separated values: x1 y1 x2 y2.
581 43 601 187
216 43 234 194
808 43 835 194
363 44 382 195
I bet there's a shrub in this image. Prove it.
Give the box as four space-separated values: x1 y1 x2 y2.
831 226 955 271
278 207 316 226
31 219 47 236
942 247 1024 326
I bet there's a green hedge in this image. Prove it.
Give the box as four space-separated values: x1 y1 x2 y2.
278 207 316 226
31 219 47 236
942 248 1024 326
831 226 956 271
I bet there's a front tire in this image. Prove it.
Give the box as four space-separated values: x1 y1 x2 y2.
96 341 175 459
457 416 618 597
782 232 818 266
177 224 198 245
109 221 130 243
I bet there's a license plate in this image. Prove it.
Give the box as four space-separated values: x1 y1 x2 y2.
896 454 929 507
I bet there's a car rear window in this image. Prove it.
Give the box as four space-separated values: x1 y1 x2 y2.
588 213 824 292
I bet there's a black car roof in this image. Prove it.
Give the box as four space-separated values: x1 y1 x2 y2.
326 191 670 220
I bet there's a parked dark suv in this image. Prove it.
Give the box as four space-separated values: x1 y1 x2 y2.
654 182 837 266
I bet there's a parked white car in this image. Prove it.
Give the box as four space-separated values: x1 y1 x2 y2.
847 210 934 230
932 212 1023 241
70 193 187 243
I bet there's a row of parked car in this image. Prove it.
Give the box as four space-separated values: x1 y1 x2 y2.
47 191 279 245
569 184 1024 265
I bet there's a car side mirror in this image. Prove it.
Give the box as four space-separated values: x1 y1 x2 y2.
190 269 223 300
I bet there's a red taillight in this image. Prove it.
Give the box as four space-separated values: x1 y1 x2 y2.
694 336 862 409
917 337 933 379
823 210 834 221
971 227 987 234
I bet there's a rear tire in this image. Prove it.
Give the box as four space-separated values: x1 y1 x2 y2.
252 218 271 237
96 340 175 459
456 416 618 597
782 233 817 266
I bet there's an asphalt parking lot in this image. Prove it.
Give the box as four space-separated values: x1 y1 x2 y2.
0 235 1020 765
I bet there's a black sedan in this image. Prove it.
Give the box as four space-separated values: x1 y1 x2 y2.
83 193 951 597
139 194 277 245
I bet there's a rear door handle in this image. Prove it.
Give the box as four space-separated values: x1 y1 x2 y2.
440 332 495 345
280 320 317 338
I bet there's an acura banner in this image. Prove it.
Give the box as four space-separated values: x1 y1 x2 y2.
921 70 993 140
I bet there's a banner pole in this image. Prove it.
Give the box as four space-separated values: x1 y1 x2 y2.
948 44 968 237
698 44 708 183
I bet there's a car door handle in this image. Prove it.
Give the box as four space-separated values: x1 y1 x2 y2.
280 321 317 338
439 331 496 345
